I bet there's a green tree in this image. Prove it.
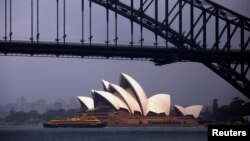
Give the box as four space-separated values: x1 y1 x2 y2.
9 111 29 124
242 102 250 115
229 97 245 118
219 105 230 121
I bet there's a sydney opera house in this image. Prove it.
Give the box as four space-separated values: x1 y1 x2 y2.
77 73 203 127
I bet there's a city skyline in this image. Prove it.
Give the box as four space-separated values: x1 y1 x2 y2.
0 96 80 115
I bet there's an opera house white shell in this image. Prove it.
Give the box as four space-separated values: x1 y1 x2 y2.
77 73 203 118
174 105 203 119
77 96 94 110
108 83 141 114
148 94 171 116
120 73 149 116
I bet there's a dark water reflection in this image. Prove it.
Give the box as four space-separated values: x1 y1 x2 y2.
0 126 207 141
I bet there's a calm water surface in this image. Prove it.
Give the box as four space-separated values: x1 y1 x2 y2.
0 126 207 141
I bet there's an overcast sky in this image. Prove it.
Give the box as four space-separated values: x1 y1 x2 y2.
0 0 249 107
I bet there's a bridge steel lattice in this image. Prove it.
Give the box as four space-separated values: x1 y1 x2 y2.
0 0 250 98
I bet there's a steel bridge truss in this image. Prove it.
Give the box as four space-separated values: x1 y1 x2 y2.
87 0 250 98
0 0 250 98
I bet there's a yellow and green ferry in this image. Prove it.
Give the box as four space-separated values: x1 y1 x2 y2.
43 117 106 128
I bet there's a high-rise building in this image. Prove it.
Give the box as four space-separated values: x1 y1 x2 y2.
36 99 46 114
15 96 27 112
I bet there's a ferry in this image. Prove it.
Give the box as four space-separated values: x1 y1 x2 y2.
43 117 106 128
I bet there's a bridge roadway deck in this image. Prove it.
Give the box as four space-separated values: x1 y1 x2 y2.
0 40 249 64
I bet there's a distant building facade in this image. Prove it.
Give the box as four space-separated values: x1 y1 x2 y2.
36 99 46 114
15 96 27 112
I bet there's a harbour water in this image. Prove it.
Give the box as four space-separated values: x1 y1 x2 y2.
0 126 207 141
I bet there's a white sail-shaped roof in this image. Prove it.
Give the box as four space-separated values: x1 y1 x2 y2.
109 83 141 114
102 80 110 91
148 94 171 116
77 73 205 119
175 105 187 115
120 73 148 116
186 105 203 118
147 101 165 114
174 105 203 119
92 90 129 111
77 96 94 110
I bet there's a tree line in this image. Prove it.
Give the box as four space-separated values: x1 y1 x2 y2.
211 97 250 122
